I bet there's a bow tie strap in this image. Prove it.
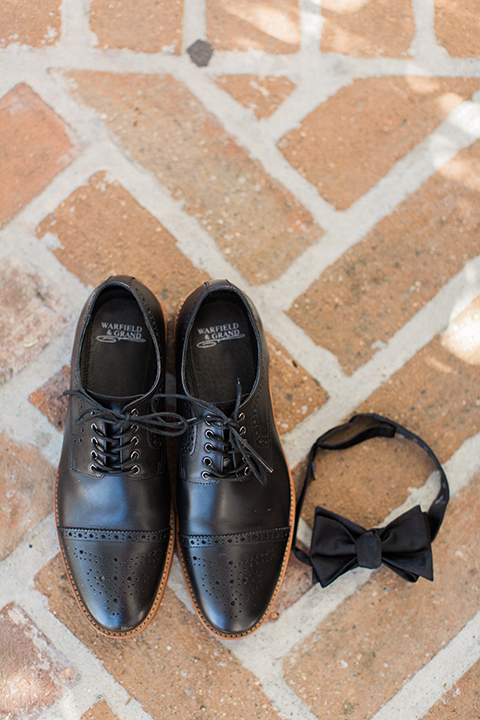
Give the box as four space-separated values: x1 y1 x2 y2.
293 414 449 587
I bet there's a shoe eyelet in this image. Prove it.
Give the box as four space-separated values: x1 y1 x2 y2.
132 425 139 432
203 456 212 467
239 426 246 437
244 466 250 475
130 465 140 475
90 450 97 460
201 470 211 480
90 464 101 474
131 450 139 460
131 409 139 417
238 413 245 422
132 436 139 445
204 442 213 453
92 423 99 433
205 429 215 439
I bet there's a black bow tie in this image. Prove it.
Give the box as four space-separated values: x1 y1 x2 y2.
308 504 433 587
294 414 449 587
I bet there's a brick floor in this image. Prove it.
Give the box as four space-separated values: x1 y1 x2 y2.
206 0 301 53
284 470 480 719
321 0 415 57
278 77 479 211
295 330 480 527
36 171 209 318
320 0 415 57
0 603 77 719
0 257 66 386
28 365 70 432
422 660 480 718
80 702 120 720
90 0 183 53
36 557 282 720
434 0 480 57
288 138 480 373
0 1 61 48
0 433 54 561
61 72 321 284
356 335 480 462
214 75 296 119
1 1 480 719
0 84 76 229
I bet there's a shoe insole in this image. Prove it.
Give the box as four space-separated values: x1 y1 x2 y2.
185 293 257 408
81 287 156 398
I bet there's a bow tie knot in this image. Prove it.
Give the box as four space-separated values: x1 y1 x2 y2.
355 530 382 569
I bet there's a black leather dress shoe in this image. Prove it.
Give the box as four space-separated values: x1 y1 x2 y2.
55 276 174 637
175 279 294 638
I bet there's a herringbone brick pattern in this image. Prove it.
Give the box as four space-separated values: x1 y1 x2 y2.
1 1 480 718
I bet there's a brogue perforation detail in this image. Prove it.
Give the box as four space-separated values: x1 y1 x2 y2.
182 545 283 623
67 544 167 618
59 527 170 543
179 527 290 548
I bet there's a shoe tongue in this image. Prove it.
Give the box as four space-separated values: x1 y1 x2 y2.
90 392 142 413
214 398 237 417
212 393 249 418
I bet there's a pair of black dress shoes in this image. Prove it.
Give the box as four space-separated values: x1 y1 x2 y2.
55 276 294 639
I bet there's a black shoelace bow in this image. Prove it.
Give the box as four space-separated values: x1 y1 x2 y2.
61 389 188 475
293 414 449 587
157 380 274 486
62 381 272 484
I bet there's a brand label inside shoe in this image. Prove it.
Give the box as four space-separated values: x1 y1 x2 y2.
96 322 146 344
196 322 245 348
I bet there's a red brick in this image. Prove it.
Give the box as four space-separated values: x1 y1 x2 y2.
0 433 54 561
81 701 120 720
0 257 66 386
61 72 321 284
278 77 479 211
288 139 480 374
0 84 76 228
0 603 77 720
267 550 311 622
36 172 209 320
356 335 480 464
214 75 296 119
90 0 183 53
267 334 328 435
206 0 300 53
321 0 415 57
35 557 282 720
29 365 70 432
423 660 480 718
434 0 480 57
0 0 61 48
284 469 480 719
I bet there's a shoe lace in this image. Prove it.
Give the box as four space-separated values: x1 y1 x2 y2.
155 380 273 486
61 389 188 475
